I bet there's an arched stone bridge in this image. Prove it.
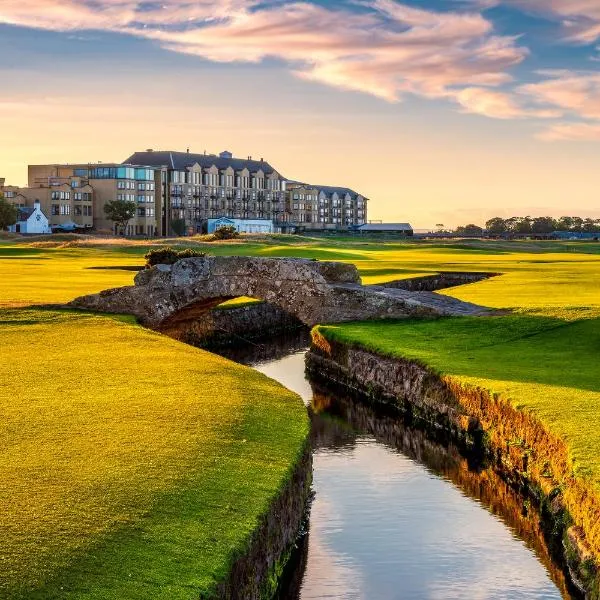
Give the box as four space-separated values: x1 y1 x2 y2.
69 256 493 329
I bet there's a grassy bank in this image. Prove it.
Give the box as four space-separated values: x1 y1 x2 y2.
305 238 600 589
0 242 309 598
4 235 600 592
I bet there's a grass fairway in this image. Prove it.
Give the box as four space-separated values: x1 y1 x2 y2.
0 242 309 598
3 235 600 593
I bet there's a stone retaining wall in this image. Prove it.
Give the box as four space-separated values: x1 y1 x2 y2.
215 442 312 600
378 271 499 292
306 331 599 598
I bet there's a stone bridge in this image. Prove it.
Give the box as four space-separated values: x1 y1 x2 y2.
69 256 493 330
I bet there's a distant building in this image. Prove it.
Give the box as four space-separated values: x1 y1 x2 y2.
207 217 274 235
28 163 159 236
356 223 413 236
7 200 51 234
1 175 94 231
2 149 369 237
286 182 368 230
124 150 287 235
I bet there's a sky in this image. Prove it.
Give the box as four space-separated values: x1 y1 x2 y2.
1 0 600 228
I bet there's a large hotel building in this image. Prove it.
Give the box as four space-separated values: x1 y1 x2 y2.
1 149 368 235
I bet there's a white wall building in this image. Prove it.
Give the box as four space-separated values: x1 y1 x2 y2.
8 200 52 234
207 217 274 234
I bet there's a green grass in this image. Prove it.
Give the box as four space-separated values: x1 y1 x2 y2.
0 243 309 598
298 237 600 494
4 234 600 594
316 316 600 483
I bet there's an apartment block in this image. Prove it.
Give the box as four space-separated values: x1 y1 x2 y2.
286 183 368 230
28 163 160 236
124 150 288 235
1 175 94 230
2 149 369 236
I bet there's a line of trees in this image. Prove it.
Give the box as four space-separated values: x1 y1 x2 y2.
454 216 600 236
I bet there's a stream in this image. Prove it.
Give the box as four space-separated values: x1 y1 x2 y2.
215 333 576 600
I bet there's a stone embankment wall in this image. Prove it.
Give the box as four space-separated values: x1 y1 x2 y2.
378 272 499 292
215 443 312 600
307 331 599 598
163 301 303 347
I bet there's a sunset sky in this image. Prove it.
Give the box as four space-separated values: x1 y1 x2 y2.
2 0 600 227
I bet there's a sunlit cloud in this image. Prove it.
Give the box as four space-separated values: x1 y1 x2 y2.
537 122 600 142
0 0 528 113
520 71 600 121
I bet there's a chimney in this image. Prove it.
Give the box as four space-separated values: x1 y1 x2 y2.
187 148 190 153
260 157 264 162
146 149 154 153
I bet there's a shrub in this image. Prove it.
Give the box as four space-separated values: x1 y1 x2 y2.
212 226 239 241
145 247 207 268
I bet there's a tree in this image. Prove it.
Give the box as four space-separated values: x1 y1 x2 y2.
455 223 484 236
556 216 574 231
485 217 507 235
531 217 556 234
0 194 18 230
103 200 136 235
514 216 533 234
583 218 600 233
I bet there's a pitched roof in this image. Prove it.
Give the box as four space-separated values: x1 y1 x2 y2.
289 181 364 198
358 223 413 231
123 151 281 176
17 207 35 220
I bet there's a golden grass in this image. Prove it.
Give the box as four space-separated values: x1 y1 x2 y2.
0 242 309 599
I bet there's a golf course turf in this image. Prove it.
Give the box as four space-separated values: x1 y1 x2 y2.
0 240 309 599
3 233 600 596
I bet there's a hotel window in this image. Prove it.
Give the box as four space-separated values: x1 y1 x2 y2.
74 192 82 201
84 206 92 216
5 191 15 198
137 207 146 217
74 206 82 216
147 207 155 217
51 204 60 215
117 181 126 190
60 204 70 215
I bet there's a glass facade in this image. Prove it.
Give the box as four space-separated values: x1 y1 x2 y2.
88 166 155 180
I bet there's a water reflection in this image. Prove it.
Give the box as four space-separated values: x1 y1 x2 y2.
215 336 575 600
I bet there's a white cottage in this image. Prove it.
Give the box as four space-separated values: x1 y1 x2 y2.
8 200 52 235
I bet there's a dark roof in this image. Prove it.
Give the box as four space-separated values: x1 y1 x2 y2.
17 207 35 220
123 151 281 176
358 223 413 231
289 181 364 198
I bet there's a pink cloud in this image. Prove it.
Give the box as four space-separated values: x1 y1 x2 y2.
537 122 600 141
0 0 528 112
520 71 600 120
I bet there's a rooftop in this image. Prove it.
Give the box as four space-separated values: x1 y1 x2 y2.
358 223 413 231
123 150 281 176
288 181 364 198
